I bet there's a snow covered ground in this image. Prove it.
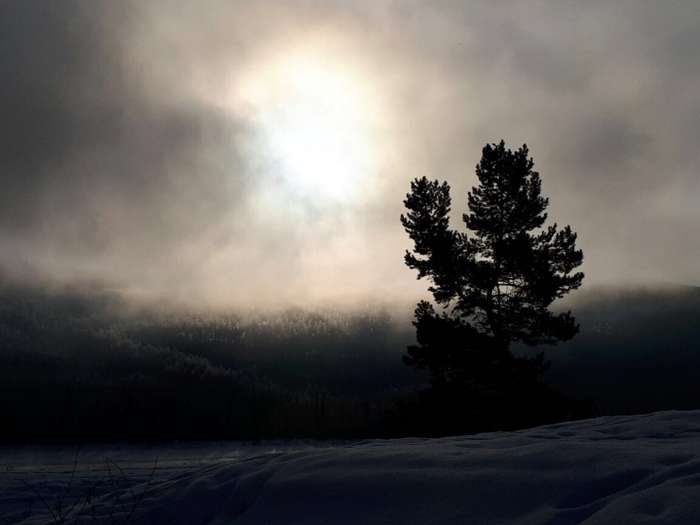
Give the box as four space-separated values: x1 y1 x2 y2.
2 410 700 524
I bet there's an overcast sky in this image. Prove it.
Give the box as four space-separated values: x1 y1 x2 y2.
1 1 699 308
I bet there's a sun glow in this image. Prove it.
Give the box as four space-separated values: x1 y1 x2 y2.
237 49 381 202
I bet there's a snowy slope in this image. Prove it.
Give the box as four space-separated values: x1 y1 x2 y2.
3 410 700 524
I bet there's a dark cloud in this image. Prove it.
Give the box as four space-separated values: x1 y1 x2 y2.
564 113 650 171
0 1 249 282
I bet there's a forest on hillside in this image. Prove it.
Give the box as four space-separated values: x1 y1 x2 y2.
2 281 699 443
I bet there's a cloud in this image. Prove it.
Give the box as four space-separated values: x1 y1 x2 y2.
0 1 251 288
1 1 699 307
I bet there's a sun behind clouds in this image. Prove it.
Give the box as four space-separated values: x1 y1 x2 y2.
235 44 384 203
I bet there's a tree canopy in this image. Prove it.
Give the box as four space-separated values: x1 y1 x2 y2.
401 140 584 389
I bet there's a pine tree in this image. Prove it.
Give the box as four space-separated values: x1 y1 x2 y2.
400 141 584 392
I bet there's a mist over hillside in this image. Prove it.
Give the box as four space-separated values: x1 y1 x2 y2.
1 279 699 443
545 284 700 414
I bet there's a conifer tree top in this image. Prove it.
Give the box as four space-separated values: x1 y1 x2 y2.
401 140 584 351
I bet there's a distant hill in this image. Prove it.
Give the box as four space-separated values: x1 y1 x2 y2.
541 284 700 414
1 278 699 441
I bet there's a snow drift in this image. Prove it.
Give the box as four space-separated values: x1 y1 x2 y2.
3 410 700 524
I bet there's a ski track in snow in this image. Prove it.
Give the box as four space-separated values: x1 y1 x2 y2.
2 410 700 524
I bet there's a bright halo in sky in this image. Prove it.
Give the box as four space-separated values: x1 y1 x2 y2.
237 48 381 202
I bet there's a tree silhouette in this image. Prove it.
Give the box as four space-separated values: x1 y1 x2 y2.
401 141 584 405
